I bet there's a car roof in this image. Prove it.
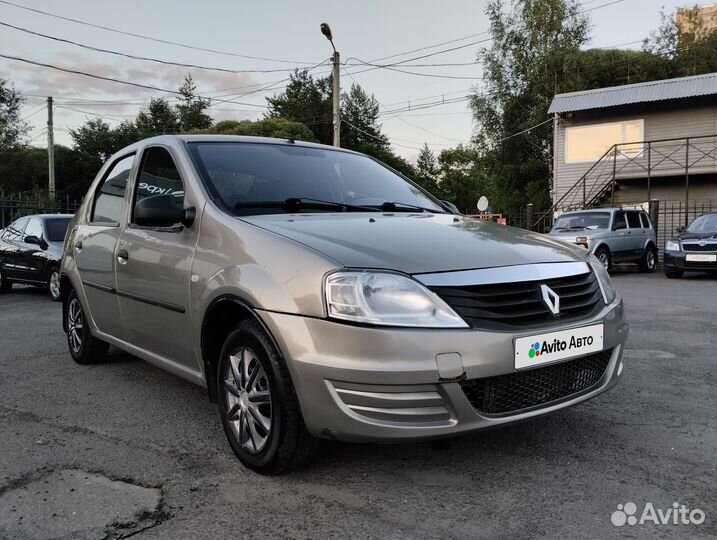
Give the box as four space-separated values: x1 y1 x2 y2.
28 214 74 220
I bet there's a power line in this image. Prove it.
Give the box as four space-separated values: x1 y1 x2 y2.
0 53 269 110
0 0 315 65
0 20 317 74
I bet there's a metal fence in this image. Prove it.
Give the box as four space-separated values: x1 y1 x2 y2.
0 192 81 229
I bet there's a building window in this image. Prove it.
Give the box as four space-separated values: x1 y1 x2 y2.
565 119 644 163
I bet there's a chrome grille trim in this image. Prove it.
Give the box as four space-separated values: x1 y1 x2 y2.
415 261 590 287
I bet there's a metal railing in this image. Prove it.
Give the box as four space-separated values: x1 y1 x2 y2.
536 134 717 231
0 192 81 229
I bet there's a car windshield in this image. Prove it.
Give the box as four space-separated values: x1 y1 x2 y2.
552 212 610 231
45 218 72 242
187 142 445 215
686 214 717 233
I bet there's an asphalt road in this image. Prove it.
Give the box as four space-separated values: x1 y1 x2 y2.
0 272 715 540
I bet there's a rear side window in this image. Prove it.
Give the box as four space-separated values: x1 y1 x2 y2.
92 154 135 225
626 212 641 228
639 213 651 229
133 147 184 224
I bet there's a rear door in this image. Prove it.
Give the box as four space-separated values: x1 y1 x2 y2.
74 154 135 339
115 146 197 367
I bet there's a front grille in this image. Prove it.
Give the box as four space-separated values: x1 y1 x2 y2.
429 271 603 331
682 242 717 252
460 349 613 416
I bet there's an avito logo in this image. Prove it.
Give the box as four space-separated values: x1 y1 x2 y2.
527 335 595 359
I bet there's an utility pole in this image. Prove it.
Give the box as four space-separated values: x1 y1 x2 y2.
320 23 340 147
47 96 55 200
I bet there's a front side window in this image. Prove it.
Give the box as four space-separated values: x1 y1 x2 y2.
565 119 644 163
552 212 610 231
24 218 43 239
2 218 28 241
613 211 627 230
92 154 135 225
188 142 444 215
133 147 184 224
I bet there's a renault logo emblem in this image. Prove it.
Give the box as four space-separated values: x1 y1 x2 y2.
540 284 560 316
699 240 706 247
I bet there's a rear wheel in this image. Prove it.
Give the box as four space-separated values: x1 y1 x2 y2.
218 320 316 474
0 269 12 293
639 248 657 273
66 290 109 364
594 247 611 272
48 267 61 301
665 269 683 279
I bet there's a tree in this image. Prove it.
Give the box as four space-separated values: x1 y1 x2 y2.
0 79 28 150
415 143 438 192
176 74 212 131
470 0 590 210
69 118 120 162
136 98 179 137
437 145 485 214
266 70 333 145
199 117 317 141
340 83 389 153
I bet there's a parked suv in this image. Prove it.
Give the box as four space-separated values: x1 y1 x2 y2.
0 213 73 300
664 213 717 278
548 208 657 272
61 136 628 473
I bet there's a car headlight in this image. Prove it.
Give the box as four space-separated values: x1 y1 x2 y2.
324 271 468 328
665 240 680 251
588 254 616 304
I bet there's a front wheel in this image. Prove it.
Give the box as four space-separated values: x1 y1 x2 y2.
66 290 109 364
639 248 657 273
48 267 61 301
594 247 611 272
218 320 316 474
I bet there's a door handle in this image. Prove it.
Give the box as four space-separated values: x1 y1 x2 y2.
75 241 83 251
117 249 129 264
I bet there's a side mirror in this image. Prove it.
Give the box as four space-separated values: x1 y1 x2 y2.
441 200 460 214
675 226 685 233
134 194 195 228
24 235 48 250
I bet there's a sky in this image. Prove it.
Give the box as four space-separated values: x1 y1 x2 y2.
0 0 710 162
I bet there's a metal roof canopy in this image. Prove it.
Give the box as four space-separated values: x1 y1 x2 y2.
547 72 717 114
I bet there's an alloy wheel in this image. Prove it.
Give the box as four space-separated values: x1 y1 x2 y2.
49 270 61 299
224 348 272 454
598 252 609 269
646 251 656 269
67 298 83 354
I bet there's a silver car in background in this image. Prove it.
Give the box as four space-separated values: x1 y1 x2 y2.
549 208 658 272
61 135 628 473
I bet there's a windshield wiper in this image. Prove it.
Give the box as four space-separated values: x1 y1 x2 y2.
235 197 377 212
361 201 443 213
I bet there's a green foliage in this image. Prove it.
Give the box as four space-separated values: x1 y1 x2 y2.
266 70 333 145
199 117 317 141
136 98 179 137
436 145 486 214
415 144 439 193
341 84 389 152
176 74 212 131
0 79 28 150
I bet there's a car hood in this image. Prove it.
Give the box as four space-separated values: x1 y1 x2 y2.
242 213 587 274
676 231 717 241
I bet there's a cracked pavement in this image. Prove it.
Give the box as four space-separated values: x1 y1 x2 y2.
0 272 715 539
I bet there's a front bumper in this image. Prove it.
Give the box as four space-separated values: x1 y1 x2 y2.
664 250 717 272
258 298 629 442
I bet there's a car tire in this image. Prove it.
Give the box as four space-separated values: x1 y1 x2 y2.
638 248 657 273
48 267 62 301
66 289 109 364
0 269 12 293
594 247 611 272
217 319 316 474
665 269 683 279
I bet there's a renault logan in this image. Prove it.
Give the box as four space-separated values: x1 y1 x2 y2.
60 136 628 473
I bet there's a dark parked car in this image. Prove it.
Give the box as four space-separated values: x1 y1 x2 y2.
0 214 73 300
664 213 717 278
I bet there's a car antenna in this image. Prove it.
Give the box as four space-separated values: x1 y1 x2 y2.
286 138 295 144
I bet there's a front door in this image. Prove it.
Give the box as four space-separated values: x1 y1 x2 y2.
19 217 50 284
115 146 197 368
610 211 631 261
0 217 29 281
74 154 135 339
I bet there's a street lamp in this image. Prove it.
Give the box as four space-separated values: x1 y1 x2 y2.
320 22 340 147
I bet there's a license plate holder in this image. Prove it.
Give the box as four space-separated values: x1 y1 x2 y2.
515 323 604 370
